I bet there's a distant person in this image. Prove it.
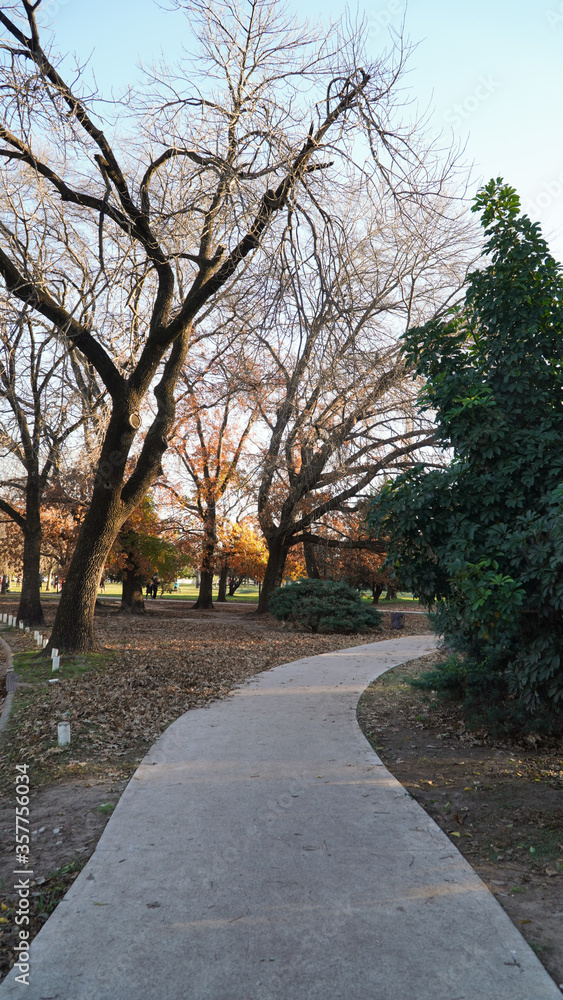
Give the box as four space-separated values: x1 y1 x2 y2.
151 574 159 599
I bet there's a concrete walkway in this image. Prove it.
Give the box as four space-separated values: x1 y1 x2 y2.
1 636 560 1000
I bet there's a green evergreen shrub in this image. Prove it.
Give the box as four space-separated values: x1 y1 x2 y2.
369 179 563 737
269 578 382 634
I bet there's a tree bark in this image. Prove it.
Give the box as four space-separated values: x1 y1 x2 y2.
384 585 398 601
217 565 228 603
228 575 243 597
17 478 44 626
371 583 384 604
46 327 191 652
48 412 141 651
193 568 214 610
48 488 124 651
17 520 44 626
303 539 321 579
120 562 146 614
192 505 216 610
257 535 288 613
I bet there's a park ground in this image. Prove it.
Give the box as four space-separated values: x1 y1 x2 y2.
0 594 561 986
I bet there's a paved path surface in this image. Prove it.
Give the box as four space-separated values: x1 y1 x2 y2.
1 636 560 1000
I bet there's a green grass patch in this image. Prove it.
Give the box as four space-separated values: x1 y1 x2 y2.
0 649 114 792
12 649 108 684
530 942 551 955
525 826 563 862
95 802 115 814
36 861 84 916
96 581 261 602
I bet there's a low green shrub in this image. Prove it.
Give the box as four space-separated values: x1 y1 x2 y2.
410 654 467 699
269 578 382 634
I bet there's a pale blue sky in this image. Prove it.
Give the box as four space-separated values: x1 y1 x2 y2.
41 0 563 258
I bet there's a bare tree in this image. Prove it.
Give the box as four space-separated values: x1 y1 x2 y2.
0 0 467 650
0 298 105 624
232 186 478 610
165 356 259 609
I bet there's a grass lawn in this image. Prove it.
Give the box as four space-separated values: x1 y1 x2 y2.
7 581 421 606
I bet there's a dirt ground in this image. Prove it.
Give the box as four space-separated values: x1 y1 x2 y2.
0 598 561 988
357 651 563 987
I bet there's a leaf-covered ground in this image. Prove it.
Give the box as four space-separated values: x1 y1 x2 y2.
0 597 432 982
0 600 430 790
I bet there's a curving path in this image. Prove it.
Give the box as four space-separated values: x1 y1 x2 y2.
1 636 560 1000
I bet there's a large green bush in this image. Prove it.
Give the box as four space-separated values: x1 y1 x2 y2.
269 578 382 634
369 179 563 735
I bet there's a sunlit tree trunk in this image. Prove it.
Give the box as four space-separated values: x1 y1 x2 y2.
217 565 228 602
192 505 216 610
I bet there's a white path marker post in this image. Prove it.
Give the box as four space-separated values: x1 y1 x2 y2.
57 722 70 746
51 648 59 659
52 655 60 672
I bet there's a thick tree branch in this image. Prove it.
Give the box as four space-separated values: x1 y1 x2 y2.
0 496 26 531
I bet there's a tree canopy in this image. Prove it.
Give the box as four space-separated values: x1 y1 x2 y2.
0 0 469 650
369 178 563 733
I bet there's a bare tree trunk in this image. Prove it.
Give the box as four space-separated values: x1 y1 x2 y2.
48 492 123 651
48 332 190 651
192 507 216 610
257 535 288 613
384 585 398 601
371 583 384 604
217 565 228 602
120 563 146 614
17 519 44 626
17 478 44 626
193 569 214 610
48 415 139 650
228 575 243 597
303 539 321 579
